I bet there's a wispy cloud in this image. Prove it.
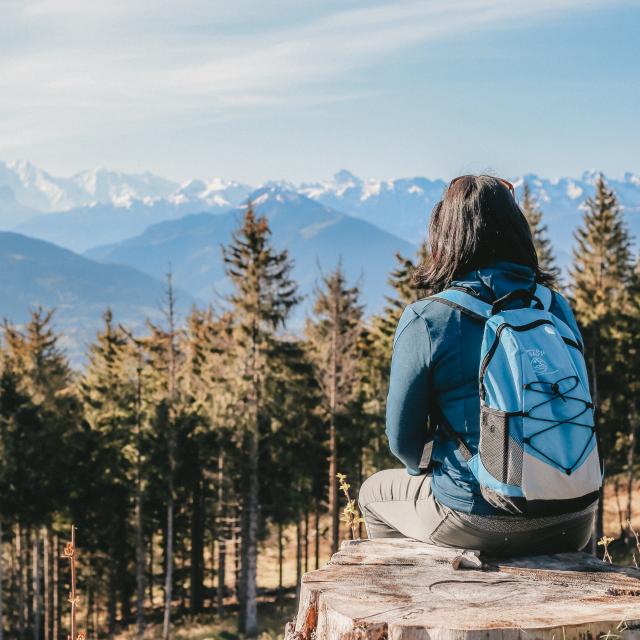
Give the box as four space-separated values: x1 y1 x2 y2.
0 0 629 159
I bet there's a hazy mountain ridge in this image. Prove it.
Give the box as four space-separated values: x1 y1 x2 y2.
86 186 416 319
0 231 193 365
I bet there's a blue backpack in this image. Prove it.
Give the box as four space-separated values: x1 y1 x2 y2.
430 284 602 515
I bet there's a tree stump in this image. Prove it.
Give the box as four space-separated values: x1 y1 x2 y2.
285 538 640 640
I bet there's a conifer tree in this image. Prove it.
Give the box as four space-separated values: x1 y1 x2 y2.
222 204 298 635
142 274 183 640
521 181 560 281
261 338 324 596
79 309 139 633
571 175 633 545
361 245 429 472
182 306 240 616
610 260 640 541
305 265 363 554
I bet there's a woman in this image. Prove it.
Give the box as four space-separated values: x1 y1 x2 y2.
358 175 596 555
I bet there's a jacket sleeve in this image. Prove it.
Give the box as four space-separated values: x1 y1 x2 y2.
385 306 432 475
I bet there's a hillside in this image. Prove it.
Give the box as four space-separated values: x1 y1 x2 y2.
86 187 416 317
0 232 192 364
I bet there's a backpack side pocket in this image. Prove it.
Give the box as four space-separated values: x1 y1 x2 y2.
479 405 509 484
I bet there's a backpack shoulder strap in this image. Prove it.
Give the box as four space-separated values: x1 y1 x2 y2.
533 283 553 311
429 287 492 321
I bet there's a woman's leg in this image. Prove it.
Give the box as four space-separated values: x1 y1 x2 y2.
358 469 447 542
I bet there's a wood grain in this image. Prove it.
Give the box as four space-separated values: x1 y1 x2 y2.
285 538 640 640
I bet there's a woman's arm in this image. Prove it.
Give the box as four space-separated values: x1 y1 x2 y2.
385 306 432 475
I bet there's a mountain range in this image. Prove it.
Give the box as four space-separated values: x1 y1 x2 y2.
1 160 640 361
86 187 415 322
3 161 640 261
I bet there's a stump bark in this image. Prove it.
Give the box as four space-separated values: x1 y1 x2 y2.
285 538 640 640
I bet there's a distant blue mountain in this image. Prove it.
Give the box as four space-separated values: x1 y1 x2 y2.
0 232 193 365
86 187 416 318
6 161 640 272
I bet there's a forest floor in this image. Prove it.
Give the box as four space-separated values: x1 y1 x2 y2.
116 476 640 639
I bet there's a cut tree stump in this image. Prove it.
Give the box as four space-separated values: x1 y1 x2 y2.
285 538 640 640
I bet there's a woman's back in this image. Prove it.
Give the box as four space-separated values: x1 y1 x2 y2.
358 175 597 555
387 260 585 515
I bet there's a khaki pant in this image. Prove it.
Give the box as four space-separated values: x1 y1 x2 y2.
358 469 594 555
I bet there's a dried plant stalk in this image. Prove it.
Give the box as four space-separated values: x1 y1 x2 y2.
63 526 85 640
337 473 365 540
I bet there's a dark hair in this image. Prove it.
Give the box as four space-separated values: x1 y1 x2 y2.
413 174 554 294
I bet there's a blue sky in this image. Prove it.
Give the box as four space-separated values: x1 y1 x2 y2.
1 0 639 183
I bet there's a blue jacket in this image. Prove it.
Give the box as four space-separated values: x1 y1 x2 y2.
386 261 583 515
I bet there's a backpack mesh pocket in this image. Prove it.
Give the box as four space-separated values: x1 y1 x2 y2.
506 436 523 486
480 405 509 484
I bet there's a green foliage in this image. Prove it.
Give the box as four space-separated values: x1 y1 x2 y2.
521 181 560 282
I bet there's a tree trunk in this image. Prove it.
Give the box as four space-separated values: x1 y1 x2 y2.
304 511 309 573
238 431 259 637
329 418 339 554
135 483 145 637
190 473 204 614
209 526 216 610
43 529 49 640
52 536 58 640
625 419 637 543
32 531 41 640
26 527 32 634
589 328 602 554
162 496 174 640
613 477 624 537
86 581 93 638
288 539 640 640
216 450 226 617
217 538 226 617
108 559 117 636
148 532 154 608
295 518 302 602
16 524 25 639
315 509 320 570
115 511 133 626
277 522 284 601
233 514 241 603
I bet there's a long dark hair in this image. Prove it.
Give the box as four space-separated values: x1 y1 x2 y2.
413 174 554 294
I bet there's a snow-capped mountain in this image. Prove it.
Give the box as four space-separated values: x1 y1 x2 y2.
4 160 640 268
168 178 251 208
300 170 640 251
0 160 250 219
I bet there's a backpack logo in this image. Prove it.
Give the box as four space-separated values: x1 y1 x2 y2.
527 349 548 374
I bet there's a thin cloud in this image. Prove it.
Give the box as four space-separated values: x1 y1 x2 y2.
0 0 631 158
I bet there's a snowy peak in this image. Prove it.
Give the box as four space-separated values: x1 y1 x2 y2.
70 168 178 207
168 178 251 208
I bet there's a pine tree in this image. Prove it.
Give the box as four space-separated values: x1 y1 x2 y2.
79 309 139 633
141 274 183 640
521 181 560 281
305 265 363 554
222 204 298 635
570 175 633 547
361 245 430 473
610 260 640 542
